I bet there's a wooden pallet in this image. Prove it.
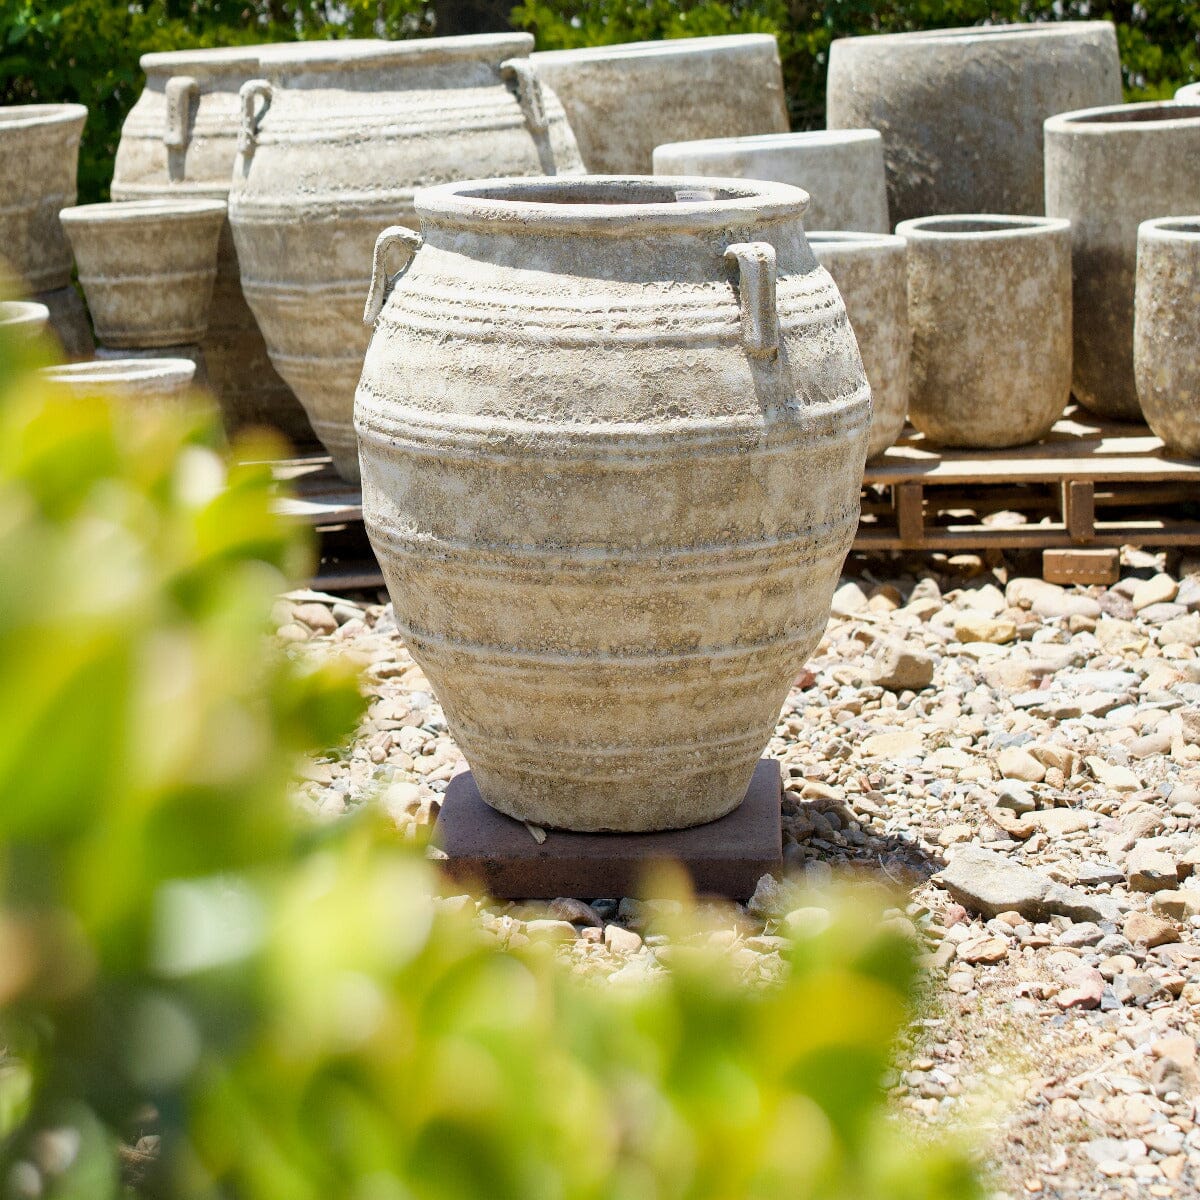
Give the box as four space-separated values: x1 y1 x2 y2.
272 409 1200 588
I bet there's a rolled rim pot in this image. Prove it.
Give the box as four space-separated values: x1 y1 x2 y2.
231 33 584 482
41 357 197 405
0 104 88 292
356 174 871 832
895 214 1072 449
59 198 226 348
1134 216 1200 458
1045 100 1200 421
1176 83 1200 103
806 230 909 458
653 130 889 233
0 300 51 340
826 21 1121 225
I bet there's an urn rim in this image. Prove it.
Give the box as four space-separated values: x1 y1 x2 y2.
831 19 1117 50
43 358 197 387
59 198 228 226
806 229 907 252
530 33 779 64
256 33 534 75
1139 215 1200 242
0 103 88 131
654 128 881 158
0 301 50 330
1046 101 1200 134
895 213 1071 241
139 44 263 77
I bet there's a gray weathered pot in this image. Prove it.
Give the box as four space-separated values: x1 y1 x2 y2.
231 35 584 481
0 104 87 292
356 175 870 832
1135 217 1200 457
1045 101 1200 421
896 215 1071 448
827 22 1121 225
807 231 908 458
34 285 93 360
653 130 888 233
111 46 312 444
531 36 789 174
1176 84 1200 103
60 199 225 348
0 300 50 341
41 357 197 407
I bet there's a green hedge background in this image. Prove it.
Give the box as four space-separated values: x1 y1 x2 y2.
2 0 1198 205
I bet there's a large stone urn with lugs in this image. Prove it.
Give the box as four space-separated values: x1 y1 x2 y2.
356 176 870 832
230 35 584 481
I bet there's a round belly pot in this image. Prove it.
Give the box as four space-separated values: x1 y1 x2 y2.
896 215 1072 448
653 131 889 233
59 199 225 348
230 34 584 482
827 22 1121 226
806 231 908 458
0 104 87 293
112 46 312 444
531 36 789 175
0 300 50 341
1046 102 1200 422
1135 217 1200 457
356 176 870 832
42 357 197 407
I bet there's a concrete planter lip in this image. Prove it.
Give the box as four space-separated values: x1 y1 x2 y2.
415 174 811 236
806 229 905 251
1046 101 1200 133
1178 83 1200 102
1140 215 1200 240
59 197 228 225
0 102 88 131
836 20 1115 46
139 45 262 75
656 130 880 158
896 213 1071 240
530 33 778 63
0 300 50 334
43 357 197 389
256 32 532 74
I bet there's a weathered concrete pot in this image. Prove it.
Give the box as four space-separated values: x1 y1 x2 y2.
653 130 889 233
1135 217 1200 457
231 35 584 481
0 104 87 292
1176 84 1200 103
357 176 870 831
34 286 94 360
59 199 225 348
1046 102 1200 421
531 36 789 174
96 343 208 391
0 300 50 341
807 231 908 458
41 357 196 407
896 215 1071 448
111 47 312 444
827 22 1121 225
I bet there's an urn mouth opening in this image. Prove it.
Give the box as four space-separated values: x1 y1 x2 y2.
44 359 197 387
257 33 533 75
416 174 810 235
1141 216 1200 239
895 214 1070 240
0 103 88 131
59 198 228 225
1051 101 1200 128
532 34 777 63
655 129 880 157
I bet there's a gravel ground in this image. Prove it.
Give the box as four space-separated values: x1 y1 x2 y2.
275 548 1200 1199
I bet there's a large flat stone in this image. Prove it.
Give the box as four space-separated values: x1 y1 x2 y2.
433 759 782 900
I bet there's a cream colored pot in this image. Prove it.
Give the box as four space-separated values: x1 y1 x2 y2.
531 35 789 174
356 176 870 832
111 46 311 443
231 34 584 481
41 358 197 407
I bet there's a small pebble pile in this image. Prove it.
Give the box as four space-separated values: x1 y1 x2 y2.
276 549 1200 1200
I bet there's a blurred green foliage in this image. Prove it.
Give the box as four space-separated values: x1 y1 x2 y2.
0 322 981 1196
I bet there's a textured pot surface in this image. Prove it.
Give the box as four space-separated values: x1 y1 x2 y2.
897 215 1071 448
807 231 908 458
42 357 196 406
1135 217 1200 457
1046 101 1200 421
0 300 50 340
653 130 888 233
60 199 224 348
0 104 87 292
35 285 94 361
532 36 789 174
827 22 1121 225
231 34 584 481
112 46 312 444
356 176 870 831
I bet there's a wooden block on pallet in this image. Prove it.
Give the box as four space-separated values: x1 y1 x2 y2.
1043 547 1120 586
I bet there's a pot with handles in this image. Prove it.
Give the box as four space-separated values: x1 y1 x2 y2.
356 176 870 832
229 35 584 481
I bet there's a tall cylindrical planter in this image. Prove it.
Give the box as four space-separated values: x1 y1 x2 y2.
1135 217 1200 457
807 231 908 458
0 104 87 293
531 36 789 174
897 215 1071 448
60 199 225 348
827 22 1121 225
356 176 870 832
1045 102 1200 421
230 35 584 481
653 131 889 233
111 47 312 444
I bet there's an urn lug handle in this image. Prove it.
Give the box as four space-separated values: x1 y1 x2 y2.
364 226 424 325
724 241 780 357
500 58 549 135
238 79 272 156
164 75 199 152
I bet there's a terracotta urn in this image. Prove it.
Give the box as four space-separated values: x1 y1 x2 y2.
111 46 311 443
229 34 584 481
531 36 789 174
897 215 1071 449
356 176 870 832
60 199 225 348
1135 217 1200 458
41 357 197 407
